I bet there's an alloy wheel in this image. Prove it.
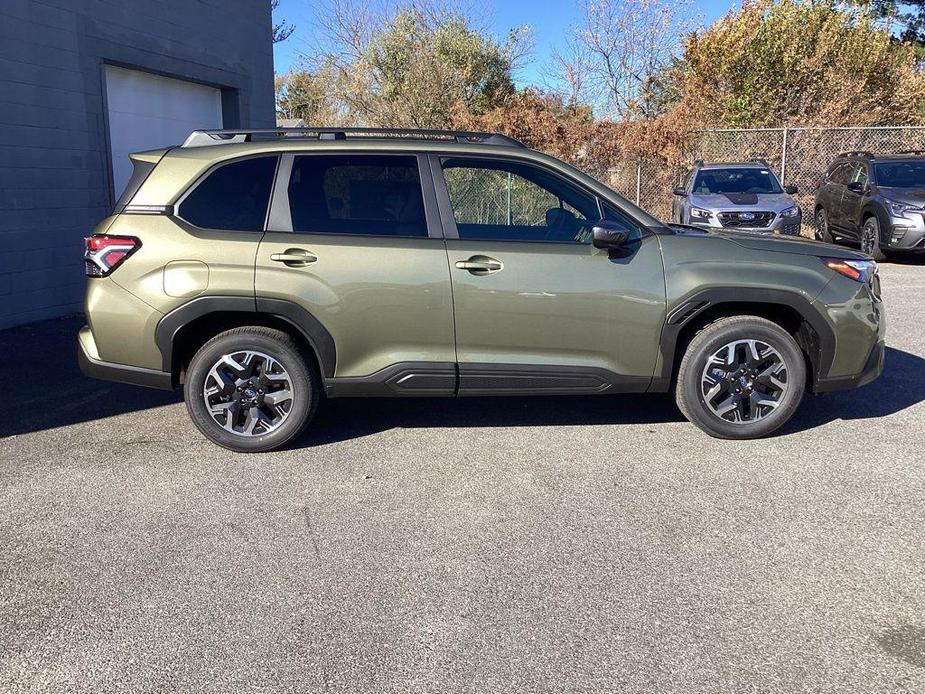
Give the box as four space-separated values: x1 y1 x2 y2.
700 339 789 424
861 219 877 255
202 350 294 437
815 211 827 241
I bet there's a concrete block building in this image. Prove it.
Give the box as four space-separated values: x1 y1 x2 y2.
0 0 276 328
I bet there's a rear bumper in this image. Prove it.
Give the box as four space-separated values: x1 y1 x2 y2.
814 339 884 393
78 325 173 390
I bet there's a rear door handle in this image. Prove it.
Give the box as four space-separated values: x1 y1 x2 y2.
455 255 503 275
270 249 317 266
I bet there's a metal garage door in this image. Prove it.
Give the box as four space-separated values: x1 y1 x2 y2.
104 65 223 198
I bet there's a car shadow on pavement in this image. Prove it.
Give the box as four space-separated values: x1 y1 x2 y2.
300 347 925 447
2 316 181 439
3 317 923 444
778 346 925 435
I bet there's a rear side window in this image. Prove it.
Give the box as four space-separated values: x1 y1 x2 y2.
178 156 277 231
287 155 427 236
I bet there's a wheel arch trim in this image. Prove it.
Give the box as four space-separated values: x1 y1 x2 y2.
154 295 337 379
656 288 836 390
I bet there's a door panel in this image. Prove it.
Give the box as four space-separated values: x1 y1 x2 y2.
445 237 667 389
840 162 868 236
257 152 455 381
257 234 455 378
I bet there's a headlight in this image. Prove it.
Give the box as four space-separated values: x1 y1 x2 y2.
780 206 800 218
822 257 877 283
885 199 923 218
690 207 712 220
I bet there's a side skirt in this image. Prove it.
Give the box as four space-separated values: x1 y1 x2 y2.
324 362 651 398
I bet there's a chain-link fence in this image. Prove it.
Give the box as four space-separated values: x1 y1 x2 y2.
607 126 925 235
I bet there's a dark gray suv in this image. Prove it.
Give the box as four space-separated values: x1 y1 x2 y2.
814 151 925 260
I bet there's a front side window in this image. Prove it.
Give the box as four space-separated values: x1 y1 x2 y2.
693 167 782 195
287 155 427 236
178 156 277 231
828 163 852 185
849 162 869 185
873 160 925 188
441 158 600 243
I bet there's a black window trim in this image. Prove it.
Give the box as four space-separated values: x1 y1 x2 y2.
428 152 643 244
266 151 443 240
172 152 282 233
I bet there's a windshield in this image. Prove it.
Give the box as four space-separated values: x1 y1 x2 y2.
873 161 925 188
693 168 782 195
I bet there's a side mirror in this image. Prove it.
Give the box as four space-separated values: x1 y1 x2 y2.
846 181 866 194
592 219 630 249
784 184 799 195
673 185 687 197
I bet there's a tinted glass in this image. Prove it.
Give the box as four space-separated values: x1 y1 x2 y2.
602 202 644 241
849 162 868 185
829 163 851 185
873 161 925 187
693 168 782 194
179 156 277 231
441 158 599 243
287 155 427 236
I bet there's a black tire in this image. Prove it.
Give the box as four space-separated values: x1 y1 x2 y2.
184 327 320 453
675 316 806 440
860 215 887 261
815 208 834 243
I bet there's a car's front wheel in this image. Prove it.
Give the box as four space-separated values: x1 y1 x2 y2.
675 316 806 439
860 216 887 261
815 208 834 243
184 327 320 452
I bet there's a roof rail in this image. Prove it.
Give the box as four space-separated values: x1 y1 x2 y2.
895 149 925 155
747 157 771 167
181 127 526 149
837 150 873 159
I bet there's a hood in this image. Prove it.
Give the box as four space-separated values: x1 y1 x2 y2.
714 229 867 259
878 187 925 205
689 192 795 211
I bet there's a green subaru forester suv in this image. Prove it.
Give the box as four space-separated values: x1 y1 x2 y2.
80 128 885 452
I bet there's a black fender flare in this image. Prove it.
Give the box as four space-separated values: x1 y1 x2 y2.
655 287 836 389
155 295 337 378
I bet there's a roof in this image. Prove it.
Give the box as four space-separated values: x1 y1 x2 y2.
836 150 925 161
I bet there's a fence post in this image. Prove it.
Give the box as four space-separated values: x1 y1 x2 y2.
780 127 789 185
635 160 641 206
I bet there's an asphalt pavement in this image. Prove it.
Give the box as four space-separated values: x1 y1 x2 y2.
2 261 924 693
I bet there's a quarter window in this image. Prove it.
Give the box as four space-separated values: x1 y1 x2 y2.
287 155 428 236
178 156 277 231
440 158 600 243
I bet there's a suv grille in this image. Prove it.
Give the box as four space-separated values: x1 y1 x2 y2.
718 211 775 228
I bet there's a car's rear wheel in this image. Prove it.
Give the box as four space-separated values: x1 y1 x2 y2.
676 316 806 439
815 208 834 243
184 327 319 452
861 216 887 261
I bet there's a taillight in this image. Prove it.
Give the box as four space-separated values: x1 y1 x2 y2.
84 235 140 277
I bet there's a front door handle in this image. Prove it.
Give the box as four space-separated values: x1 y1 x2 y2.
455 255 503 275
270 248 317 267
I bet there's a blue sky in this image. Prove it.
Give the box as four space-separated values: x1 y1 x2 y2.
272 0 739 84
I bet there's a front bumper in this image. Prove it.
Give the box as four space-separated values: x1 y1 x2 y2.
78 325 173 390
688 209 802 235
884 212 925 251
814 339 884 393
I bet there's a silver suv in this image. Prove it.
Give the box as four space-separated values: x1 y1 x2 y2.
672 162 802 235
